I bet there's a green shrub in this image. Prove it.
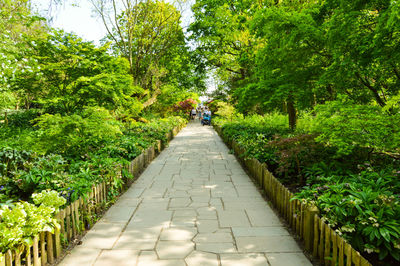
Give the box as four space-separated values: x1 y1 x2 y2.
4 109 42 128
309 100 400 156
33 107 122 157
0 115 186 253
294 170 400 261
217 112 400 262
0 190 65 252
215 102 237 121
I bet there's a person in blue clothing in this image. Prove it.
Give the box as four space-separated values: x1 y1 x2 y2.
201 107 212 125
205 107 212 124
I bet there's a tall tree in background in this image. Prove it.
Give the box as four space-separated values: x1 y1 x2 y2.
250 1 328 130
189 0 262 92
0 0 48 116
8 30 143 117
190 0 400 129
90 0 189 107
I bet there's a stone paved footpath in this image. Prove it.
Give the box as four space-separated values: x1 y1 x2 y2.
60 121 312 266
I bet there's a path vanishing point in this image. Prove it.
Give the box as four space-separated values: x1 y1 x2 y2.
60 121 312 266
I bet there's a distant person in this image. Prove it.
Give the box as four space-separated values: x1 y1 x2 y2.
205 108 212 123
197 107 202 121
191 108 196 120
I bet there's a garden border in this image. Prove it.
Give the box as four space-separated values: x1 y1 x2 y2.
214 124 372 266
0 123 186 266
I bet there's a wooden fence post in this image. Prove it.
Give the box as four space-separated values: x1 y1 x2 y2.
14 248 21 266
46 231 54 264
0 253 4 266
5 250 12 266
345 242 352 266
40 232 46 265
144 149 149 166
325 224 332 265
25 244 31 266
33 236 39 266
304 205 319 252
156 140 162 153
55 226 62 259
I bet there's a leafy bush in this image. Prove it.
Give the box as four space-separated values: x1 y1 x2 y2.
0 190 66 252
0 115 186 204
33 107 122 157
217 112 400 262
295 169 400 261
266 134 329 186
215 102 237 121
0 148 32 178
0 151 69 202
218 113 290 143
310 100 400 156
5 109 42 128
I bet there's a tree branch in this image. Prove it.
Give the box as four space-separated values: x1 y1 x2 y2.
355 72 386 107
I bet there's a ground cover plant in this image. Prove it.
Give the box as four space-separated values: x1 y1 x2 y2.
0 113 186 204
0 109 187 256
214 110 400 264
0 1 200 255
0 190 66 253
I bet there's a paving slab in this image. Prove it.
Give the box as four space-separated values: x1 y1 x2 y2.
196 219 219 233
236 236 302 253
59 121 310 265
79 223 125 249
218 210 251 227
185 251 219 266
196 242 237 253
160 227 197 241
59 248 101 266
220 253 268 266
137 251 186 266
266 253 313 266
99 206 135 223
193 232 233 243
156 240 195 259
246 209 283 226
232 227 290 237
94 250 139 266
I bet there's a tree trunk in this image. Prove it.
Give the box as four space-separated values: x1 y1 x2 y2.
142 89 162 108
4 111 8 126
327 84 334 101
287 96 296 131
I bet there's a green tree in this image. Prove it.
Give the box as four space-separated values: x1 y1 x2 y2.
91 0 192 107
0 0 48 111
320 0 400 108
8 30 142 117
249 2 327 129
196 0 400 129
189 0 262 92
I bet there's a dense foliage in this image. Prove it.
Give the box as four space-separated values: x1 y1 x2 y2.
0 114 185 203
214 113 400 263
192 2 400 262
190 0 400 129
2 0 400 264
0 190 66 253
0 0 195 255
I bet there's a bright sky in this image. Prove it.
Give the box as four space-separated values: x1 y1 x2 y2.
31 0 106 44
31 0 211 100
31 0 195 45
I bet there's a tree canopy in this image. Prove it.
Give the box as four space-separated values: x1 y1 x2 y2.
190 0 400 129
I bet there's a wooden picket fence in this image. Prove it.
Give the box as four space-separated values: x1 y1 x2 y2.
0 124 185 266
214 125 372 266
